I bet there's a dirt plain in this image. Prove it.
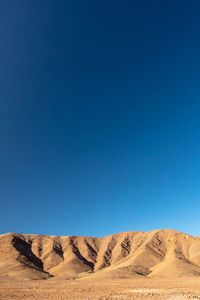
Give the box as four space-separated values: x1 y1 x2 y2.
1 277 200 299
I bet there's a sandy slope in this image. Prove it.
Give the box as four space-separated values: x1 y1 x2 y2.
1 229 200 280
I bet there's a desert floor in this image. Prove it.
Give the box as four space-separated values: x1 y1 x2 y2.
1 277 200 299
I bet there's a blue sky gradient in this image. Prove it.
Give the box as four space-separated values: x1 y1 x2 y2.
1 1 200 237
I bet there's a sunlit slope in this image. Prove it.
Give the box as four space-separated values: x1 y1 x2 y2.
1 230 200 279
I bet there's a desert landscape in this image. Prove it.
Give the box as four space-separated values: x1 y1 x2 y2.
1 230 200 299
2 0 200 299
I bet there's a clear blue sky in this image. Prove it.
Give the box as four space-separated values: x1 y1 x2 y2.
1 1 200 237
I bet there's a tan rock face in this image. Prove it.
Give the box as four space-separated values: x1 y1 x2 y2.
0 229 200 280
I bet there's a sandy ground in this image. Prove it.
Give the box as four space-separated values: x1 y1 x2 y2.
1 277 200 299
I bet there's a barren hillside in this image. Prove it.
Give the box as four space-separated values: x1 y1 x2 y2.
1 230 200 280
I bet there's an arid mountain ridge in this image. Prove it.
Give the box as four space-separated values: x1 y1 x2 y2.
1 229 200 280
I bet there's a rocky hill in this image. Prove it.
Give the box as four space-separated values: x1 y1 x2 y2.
1 230 200 279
